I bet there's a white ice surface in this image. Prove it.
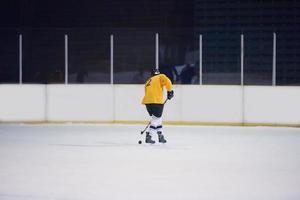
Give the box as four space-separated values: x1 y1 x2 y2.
0 124 300 200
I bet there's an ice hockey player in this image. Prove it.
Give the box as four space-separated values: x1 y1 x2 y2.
142 68 174 144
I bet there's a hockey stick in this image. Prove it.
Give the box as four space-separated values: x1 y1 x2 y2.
140 122 151 135
140 99 168 135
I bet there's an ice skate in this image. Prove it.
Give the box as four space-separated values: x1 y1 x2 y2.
157 131 167 143
145 132 155 144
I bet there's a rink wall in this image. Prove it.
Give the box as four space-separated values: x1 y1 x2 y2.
0 84 300 126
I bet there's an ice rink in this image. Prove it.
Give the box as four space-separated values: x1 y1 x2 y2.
0 123 299 200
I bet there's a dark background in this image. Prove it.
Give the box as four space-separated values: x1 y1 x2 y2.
0 0 299 85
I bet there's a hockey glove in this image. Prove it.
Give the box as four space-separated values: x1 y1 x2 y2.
167 90 174 100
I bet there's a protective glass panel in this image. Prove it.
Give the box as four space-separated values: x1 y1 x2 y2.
0 29 19 83
244 31 273 85
23 29 65 83
202 31 240 85
113 28 155 84
68 28 110 83
160 28 197 84
277 31 300 86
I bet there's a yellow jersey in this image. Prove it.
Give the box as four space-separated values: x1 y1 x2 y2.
142 74 173 104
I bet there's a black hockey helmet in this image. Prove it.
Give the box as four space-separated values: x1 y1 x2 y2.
151 68 160 75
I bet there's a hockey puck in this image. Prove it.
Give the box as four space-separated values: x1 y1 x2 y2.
138 140 142 144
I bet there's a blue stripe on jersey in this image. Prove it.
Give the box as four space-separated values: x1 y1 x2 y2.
150 125 163 129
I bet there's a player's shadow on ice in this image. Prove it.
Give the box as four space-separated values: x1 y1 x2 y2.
50 142 134 147
50 142 189 150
